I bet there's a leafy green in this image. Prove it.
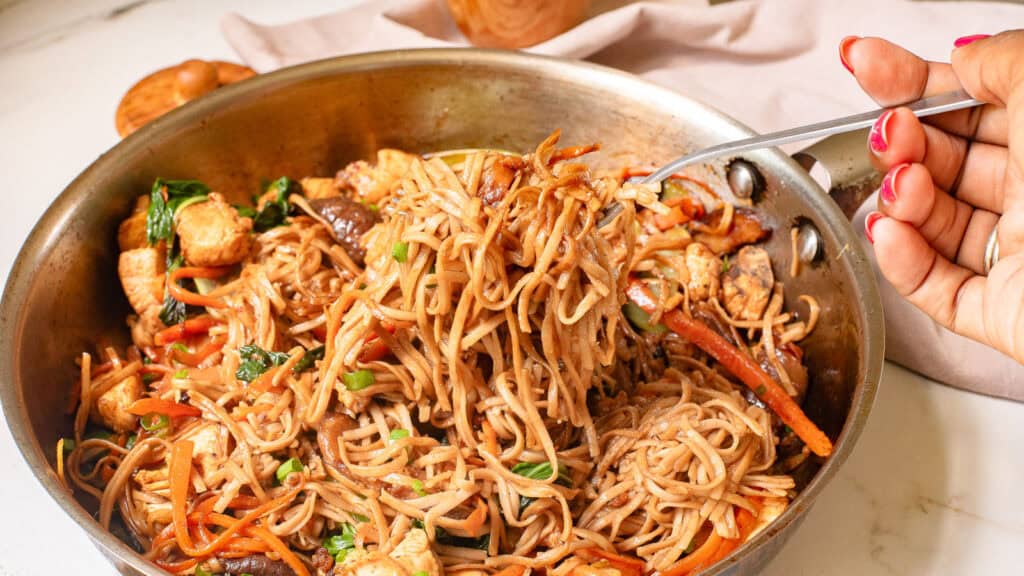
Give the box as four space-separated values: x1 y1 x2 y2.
410 519 490 551
235 344 291 382
511 461 572 485
158 250 188 326
276 457 304 483
324 522 358 563
146 179 210 246
292 344 325 374
250 177 294 232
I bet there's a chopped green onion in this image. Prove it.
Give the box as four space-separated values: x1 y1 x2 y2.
412 572 428 576
324 522 358 563
410 479 427 496
755 385 767 396
389 429 410 441
292 345 325 373
722 255 731 273
276 457 304 484
170 342 188 352
350 512 370 523
61 438 76 453
194 567 212 576
173 369 188 379
139 412 170 432
85 429 112 440
392 241 409 263
125 434 138 450
342 369 375 391
622 301 668 335
142 373 159 384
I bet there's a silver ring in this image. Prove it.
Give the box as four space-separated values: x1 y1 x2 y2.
984 227 1000 275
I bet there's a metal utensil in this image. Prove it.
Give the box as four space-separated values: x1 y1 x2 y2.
600 89 981 226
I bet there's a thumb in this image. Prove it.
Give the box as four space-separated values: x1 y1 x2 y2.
952 31 1024 258
950 31 1024 107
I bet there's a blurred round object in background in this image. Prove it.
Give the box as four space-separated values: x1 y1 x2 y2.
115 59 255 137
447 0 591 49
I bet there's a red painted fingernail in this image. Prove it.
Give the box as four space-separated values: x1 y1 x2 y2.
880 163 909 204
954 34 990 48
839 36 859 74
869 110 894 154
865 211 883 244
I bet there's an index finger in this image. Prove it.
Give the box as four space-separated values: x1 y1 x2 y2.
843 36 1006 145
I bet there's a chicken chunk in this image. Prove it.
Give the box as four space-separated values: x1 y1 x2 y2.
175 192 252 267
118 247 165 316
182 422 229 487
721 246 773 321
91 374 143 433
693 207 770 255
336 149 416 204
335 529 443 576
301 177 340 200
118 195 150 251
749 497 789 539
684 242 722 302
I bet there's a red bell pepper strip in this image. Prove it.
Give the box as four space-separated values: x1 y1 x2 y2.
154 316 218 346
127 397 202 419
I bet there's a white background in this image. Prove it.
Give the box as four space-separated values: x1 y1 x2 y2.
1 1 1022 574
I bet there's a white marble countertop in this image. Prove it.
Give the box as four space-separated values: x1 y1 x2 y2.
0 1 1021 575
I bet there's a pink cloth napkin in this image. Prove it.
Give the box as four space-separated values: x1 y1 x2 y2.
221 0 1024 401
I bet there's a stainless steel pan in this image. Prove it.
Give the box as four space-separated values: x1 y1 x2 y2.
0 49 883 575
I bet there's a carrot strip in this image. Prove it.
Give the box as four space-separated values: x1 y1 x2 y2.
127 397 202 419
576 548 645 576
247 365 281 396
626 280 833 457
206 514 310 576
154 317 218 346
660 531 723 576
177 484 303 557
550 143 600 164
482 420 499 456
168 266 231 309
154 557 201 573
706 507 759 565
170 440 197 554
458 497 489 537
233 404 274 421
653 206 687 230
171 334 227 366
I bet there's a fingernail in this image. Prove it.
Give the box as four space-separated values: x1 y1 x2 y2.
865 211 883 244
954 34 990 48
839 36 859 74
880 163 909 204
869 110 894 155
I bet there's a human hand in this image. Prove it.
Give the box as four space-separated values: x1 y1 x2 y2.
840 31 1024 363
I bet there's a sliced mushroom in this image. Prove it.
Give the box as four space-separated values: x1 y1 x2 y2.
309 196 380 265
221 555 296 576
721 246 773 321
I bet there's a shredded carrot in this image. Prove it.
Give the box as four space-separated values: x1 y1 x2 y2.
167 266 231 309
660 531 723 576
170 440 197 554
482 420 499 456
653 205 688 230
706 507 759 565
358 340 390 363
154 316 218 346
626 280 833 457
247 365 281 396
576 548 645 576
176 483 302 558
457 496 489 537
171 334 227 366
154 557 201 573
127 397 202 419
206 514 310 576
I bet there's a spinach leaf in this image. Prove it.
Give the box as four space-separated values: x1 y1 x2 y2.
410 519 490 551
292 344 325 373
235 344 291 382
146 179 210 245
250 177 295 233
158 249 187 326
511 461 572 485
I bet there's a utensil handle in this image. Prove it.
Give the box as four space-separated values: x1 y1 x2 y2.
644 89 981 184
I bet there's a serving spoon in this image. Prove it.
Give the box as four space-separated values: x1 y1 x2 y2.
600 88 982 226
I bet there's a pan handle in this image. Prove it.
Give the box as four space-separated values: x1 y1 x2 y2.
791 127 881 220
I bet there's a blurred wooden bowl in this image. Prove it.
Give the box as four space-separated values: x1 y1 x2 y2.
447 0 591 49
